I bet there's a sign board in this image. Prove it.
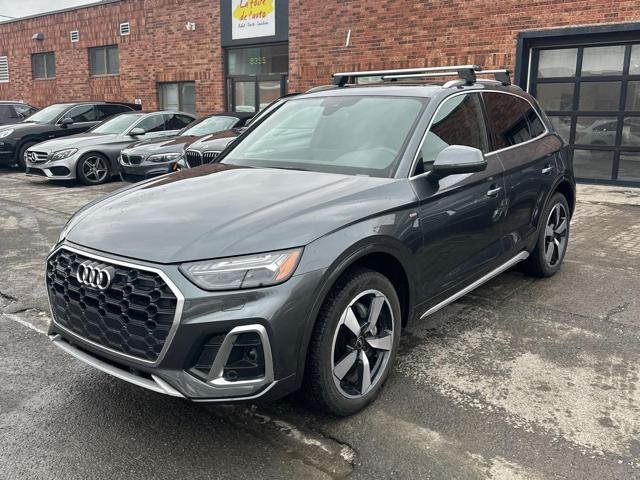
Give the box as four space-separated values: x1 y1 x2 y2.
221 0 288 47
231 0 276 40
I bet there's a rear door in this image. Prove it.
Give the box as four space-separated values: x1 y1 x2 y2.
482 92 560 254
411 92 508 303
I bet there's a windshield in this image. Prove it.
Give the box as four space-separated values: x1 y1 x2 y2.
222 96 427 177
26 104 70 123
90 113 144 134
181 116 238 136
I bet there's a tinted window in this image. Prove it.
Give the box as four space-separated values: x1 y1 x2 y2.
416 93 488 174
14 104 37 119
0 105 14 121
483 93 545 150
65 104 97 123
136 114 165 133
95 104 130 119
165 113 193 130
224 96 426 178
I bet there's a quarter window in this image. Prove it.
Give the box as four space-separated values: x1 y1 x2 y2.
483 93 545 150
89 45 119 76
32 52 56 79
415 93 488 174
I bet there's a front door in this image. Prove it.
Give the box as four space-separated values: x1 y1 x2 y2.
228 75 287 113
411 92 508 304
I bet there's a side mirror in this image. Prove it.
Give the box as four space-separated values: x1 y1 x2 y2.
129 127 145 136
59 117 74 128
431 145 487 179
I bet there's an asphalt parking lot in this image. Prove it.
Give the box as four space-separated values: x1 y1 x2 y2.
1 169 639 479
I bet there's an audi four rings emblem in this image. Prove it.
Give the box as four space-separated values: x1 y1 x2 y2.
76 261 115 290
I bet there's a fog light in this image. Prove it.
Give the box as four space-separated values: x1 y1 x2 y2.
222 332 265 381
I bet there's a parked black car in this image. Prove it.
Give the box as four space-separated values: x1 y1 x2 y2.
119 112 252 182
0 101 139 168
46 67 575 416
0 101 38 125
25 111 196 185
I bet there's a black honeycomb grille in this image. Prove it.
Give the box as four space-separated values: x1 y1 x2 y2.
46 249 178 362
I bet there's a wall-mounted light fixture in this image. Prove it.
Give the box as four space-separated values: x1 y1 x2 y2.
32 32 44 41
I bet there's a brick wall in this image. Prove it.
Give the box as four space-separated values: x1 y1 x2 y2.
0 0 225 114
288 0 640 91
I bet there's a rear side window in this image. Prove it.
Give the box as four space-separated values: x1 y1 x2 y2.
95 104 130 119
165 113 193 130
483 92 546 150
416 93 488 174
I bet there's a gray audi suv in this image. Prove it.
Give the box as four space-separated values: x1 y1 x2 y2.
46 66 575 416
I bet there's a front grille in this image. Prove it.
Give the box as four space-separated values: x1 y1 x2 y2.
46 248 178 362
202 151 221 163
121 153 144 165
185 150 203 168
27 150 48 164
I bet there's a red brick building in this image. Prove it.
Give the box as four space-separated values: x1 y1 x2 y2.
1 0 640 184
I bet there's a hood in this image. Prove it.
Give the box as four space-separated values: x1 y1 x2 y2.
126 135 199 155
188 129 241 153
64 164 413 263
31 132 114 152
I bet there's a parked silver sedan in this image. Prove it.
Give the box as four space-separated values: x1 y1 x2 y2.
25 110 196 185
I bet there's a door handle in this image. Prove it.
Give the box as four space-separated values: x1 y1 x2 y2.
486 186 502 197
541 164 553 174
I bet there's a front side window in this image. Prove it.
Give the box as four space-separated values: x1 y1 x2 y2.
483 92 546 150
415 93 488 174
165 113 194 130
89 45 119 75
13 104 37 119
223 95 427 178
65 104 97 123
159 82 196 114
135 114 166 133
32 52 56 79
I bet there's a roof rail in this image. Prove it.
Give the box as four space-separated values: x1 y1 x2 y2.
331 66 511 87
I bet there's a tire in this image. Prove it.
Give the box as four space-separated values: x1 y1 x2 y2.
304 268 401 416
17 141 37 170
522 192 571 278
76 153 111 186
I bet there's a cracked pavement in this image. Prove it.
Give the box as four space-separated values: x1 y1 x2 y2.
1 170 639 479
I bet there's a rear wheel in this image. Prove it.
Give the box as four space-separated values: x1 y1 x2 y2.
304 268 401 416
17 141 37 170
77 153 111 185
522 192 570 277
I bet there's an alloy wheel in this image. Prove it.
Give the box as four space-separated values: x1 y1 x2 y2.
544 203 568 266
331 289 394 398
82 156 108 183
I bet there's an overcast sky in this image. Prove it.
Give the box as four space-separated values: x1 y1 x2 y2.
0 0 97 20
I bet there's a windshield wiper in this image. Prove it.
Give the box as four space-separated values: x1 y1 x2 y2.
269 166 309 172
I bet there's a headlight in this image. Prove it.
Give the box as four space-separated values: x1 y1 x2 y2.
148 152 182 163
51 148 78 161
0 129 14 138
180 248 303 291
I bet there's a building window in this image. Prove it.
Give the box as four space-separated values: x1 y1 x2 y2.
32 52 55 79
158 82 196 114
89 45 119 76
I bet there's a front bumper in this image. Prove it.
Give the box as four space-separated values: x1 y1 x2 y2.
120 161 174 182
26 153 80 180
0 145 16 166
47 243 324 402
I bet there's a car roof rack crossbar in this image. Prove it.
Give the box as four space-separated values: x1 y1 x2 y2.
332 66 511 87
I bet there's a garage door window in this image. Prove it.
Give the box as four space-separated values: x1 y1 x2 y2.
531 42 640 183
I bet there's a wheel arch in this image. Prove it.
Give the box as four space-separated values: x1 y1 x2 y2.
294 238 415 389
553 178 576 217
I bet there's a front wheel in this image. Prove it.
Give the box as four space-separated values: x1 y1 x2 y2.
77 153 111 185
304 268 401 416
522 192 571 277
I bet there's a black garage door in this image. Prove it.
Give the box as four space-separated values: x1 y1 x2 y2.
529 42 640 184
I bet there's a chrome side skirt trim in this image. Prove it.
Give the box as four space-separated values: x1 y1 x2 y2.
50 334 185 398
420 251 529 319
